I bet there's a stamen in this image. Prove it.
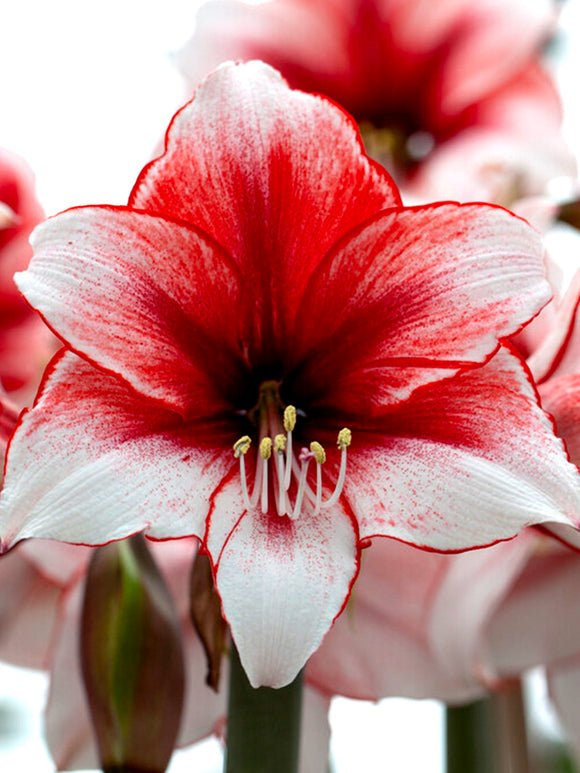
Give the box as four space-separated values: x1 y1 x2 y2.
233 435 252 457
283 406 296 433
274 434 287 516
310 441 325 516
283 405 296 490
234 397 352 519
233 435 252 510
323 428 352 509
260 438 272 514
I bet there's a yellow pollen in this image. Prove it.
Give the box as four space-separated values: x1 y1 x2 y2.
260 437 273 460
283 405 297 433
337 428 352 450
274 433 286 453
310 441 326 465
233 435 252 457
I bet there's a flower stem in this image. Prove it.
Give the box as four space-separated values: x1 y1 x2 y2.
492 680 529 773
224 643 303 773
446 681 529 773
446 697 496 773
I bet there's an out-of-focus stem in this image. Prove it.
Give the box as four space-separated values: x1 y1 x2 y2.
446 680 530 773
224 643 303 773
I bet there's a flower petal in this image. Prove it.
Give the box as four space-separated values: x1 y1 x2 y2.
130 61 399 346
45 585 99 771
0 352 236 550
547 659 580 762
205 477 359 688
18 540 90 587
434 1 556 115
486 542 580 675
307 537 485 703
428 533 536 688
411 65 573 203
20 206 243 417
528 269 580 384
343 346 580 549
0 545 65 669
292 203 548 413
176 0 349 103
539 374 580 463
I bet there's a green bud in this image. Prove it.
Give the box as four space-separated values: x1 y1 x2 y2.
81 534 184 773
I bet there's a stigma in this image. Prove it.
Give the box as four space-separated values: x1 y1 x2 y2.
233 404 351 519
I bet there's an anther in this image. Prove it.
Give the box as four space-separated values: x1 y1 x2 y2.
337 428 352 450
310 441 326 465
274 434 286 453
283 405 296 433
233 435 252 458
260 437 273 460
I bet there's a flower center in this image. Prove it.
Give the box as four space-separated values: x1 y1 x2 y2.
233 381 351 519
359 121 435 179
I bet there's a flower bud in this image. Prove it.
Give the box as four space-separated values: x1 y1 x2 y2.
81 534 184 773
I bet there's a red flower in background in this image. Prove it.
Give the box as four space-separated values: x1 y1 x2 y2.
177 0 572 201
0 150 53 400
1 62 579 689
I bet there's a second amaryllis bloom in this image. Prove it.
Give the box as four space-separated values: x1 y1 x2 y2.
1 61 580 688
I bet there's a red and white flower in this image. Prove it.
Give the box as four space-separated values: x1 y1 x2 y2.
0 149 53 401
1 61 579 688
177 0 572 201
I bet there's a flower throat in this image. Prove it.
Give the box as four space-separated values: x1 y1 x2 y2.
233 381 351 519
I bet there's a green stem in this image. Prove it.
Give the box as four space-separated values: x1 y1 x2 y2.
446 697 496 773
224 644 303 773
446 681 530 773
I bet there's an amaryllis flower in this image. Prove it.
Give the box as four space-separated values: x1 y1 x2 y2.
1 61 580 689
177 0 573 202
0 149 54 400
